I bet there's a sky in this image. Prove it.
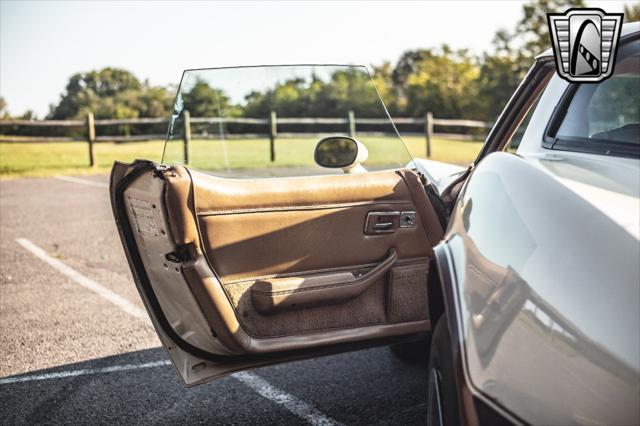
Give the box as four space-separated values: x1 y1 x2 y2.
0 0 631 117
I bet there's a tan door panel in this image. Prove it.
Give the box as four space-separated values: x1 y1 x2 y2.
189 168 440 283
122 163 442 357
161 166 440 342
112 161 445 385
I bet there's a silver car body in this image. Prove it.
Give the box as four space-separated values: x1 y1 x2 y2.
434 22 640 425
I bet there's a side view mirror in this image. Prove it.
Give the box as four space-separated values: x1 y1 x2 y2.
314 136 368 174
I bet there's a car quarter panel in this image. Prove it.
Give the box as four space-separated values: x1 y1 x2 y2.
437 152 640 425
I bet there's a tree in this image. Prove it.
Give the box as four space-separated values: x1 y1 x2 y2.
465 29 523 122
512 0 586 73
180 79 238 117
47 67 174 121
138 86 175 119
46 67 174 137
392 46 481 119
371 62 399 114
0 97 36 121
48 68 144 119
624 3 640 23
466 0 586 122
243 77 307 118
472 54 522 122
317 67 392 117
242 67 390 118
18 110 37 120
0 96 7 119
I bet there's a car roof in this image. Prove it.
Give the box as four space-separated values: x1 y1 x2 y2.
536 21 640 59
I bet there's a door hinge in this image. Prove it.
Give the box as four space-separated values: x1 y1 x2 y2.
165 243 198 263
417 171 429 186
153 164 175 180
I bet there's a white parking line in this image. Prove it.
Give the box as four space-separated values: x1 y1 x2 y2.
15 238 149 322
233 371 342 426
0 360 171 385
54 175 108 189
0 361 341 425
14 238 342 425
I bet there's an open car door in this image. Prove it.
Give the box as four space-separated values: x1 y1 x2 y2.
110 65 445 386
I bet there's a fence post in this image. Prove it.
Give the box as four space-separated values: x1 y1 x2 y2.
269 111 277 162
348 110 356 138
425 112 433 158
86 112 96 167
183 110 191 164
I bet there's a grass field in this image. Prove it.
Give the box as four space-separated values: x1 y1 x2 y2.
0 135 483 178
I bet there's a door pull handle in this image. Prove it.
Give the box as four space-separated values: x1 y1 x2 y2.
373 222 393 230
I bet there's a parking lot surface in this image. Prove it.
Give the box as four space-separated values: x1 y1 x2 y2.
0 175 428 425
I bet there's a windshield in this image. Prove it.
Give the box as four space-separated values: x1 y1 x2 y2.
161 65 412 178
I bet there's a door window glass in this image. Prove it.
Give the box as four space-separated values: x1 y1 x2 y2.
162 65 413 178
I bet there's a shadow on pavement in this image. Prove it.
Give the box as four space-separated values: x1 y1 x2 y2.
0 346 428 425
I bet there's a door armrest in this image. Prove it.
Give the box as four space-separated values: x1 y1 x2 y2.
251 249 398 314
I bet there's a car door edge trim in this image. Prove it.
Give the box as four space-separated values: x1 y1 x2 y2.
434 242 526 426
112 161 259 363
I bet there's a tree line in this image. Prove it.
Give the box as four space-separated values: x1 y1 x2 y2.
2 1 638 130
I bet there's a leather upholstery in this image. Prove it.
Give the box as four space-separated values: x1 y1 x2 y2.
191 169 442 283
162 165 443 350
190 168 416 214
164 166 202 255
251 249 398 314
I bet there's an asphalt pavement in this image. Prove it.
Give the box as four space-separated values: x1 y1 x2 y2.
0 174 428 425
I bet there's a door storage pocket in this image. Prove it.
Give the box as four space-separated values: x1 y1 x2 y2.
387 263 429 323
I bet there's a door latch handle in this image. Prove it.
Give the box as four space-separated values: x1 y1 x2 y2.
364 211 400 234
373 222 393 230
364 211 417 235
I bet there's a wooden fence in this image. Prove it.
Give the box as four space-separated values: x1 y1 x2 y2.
0 111 490 166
